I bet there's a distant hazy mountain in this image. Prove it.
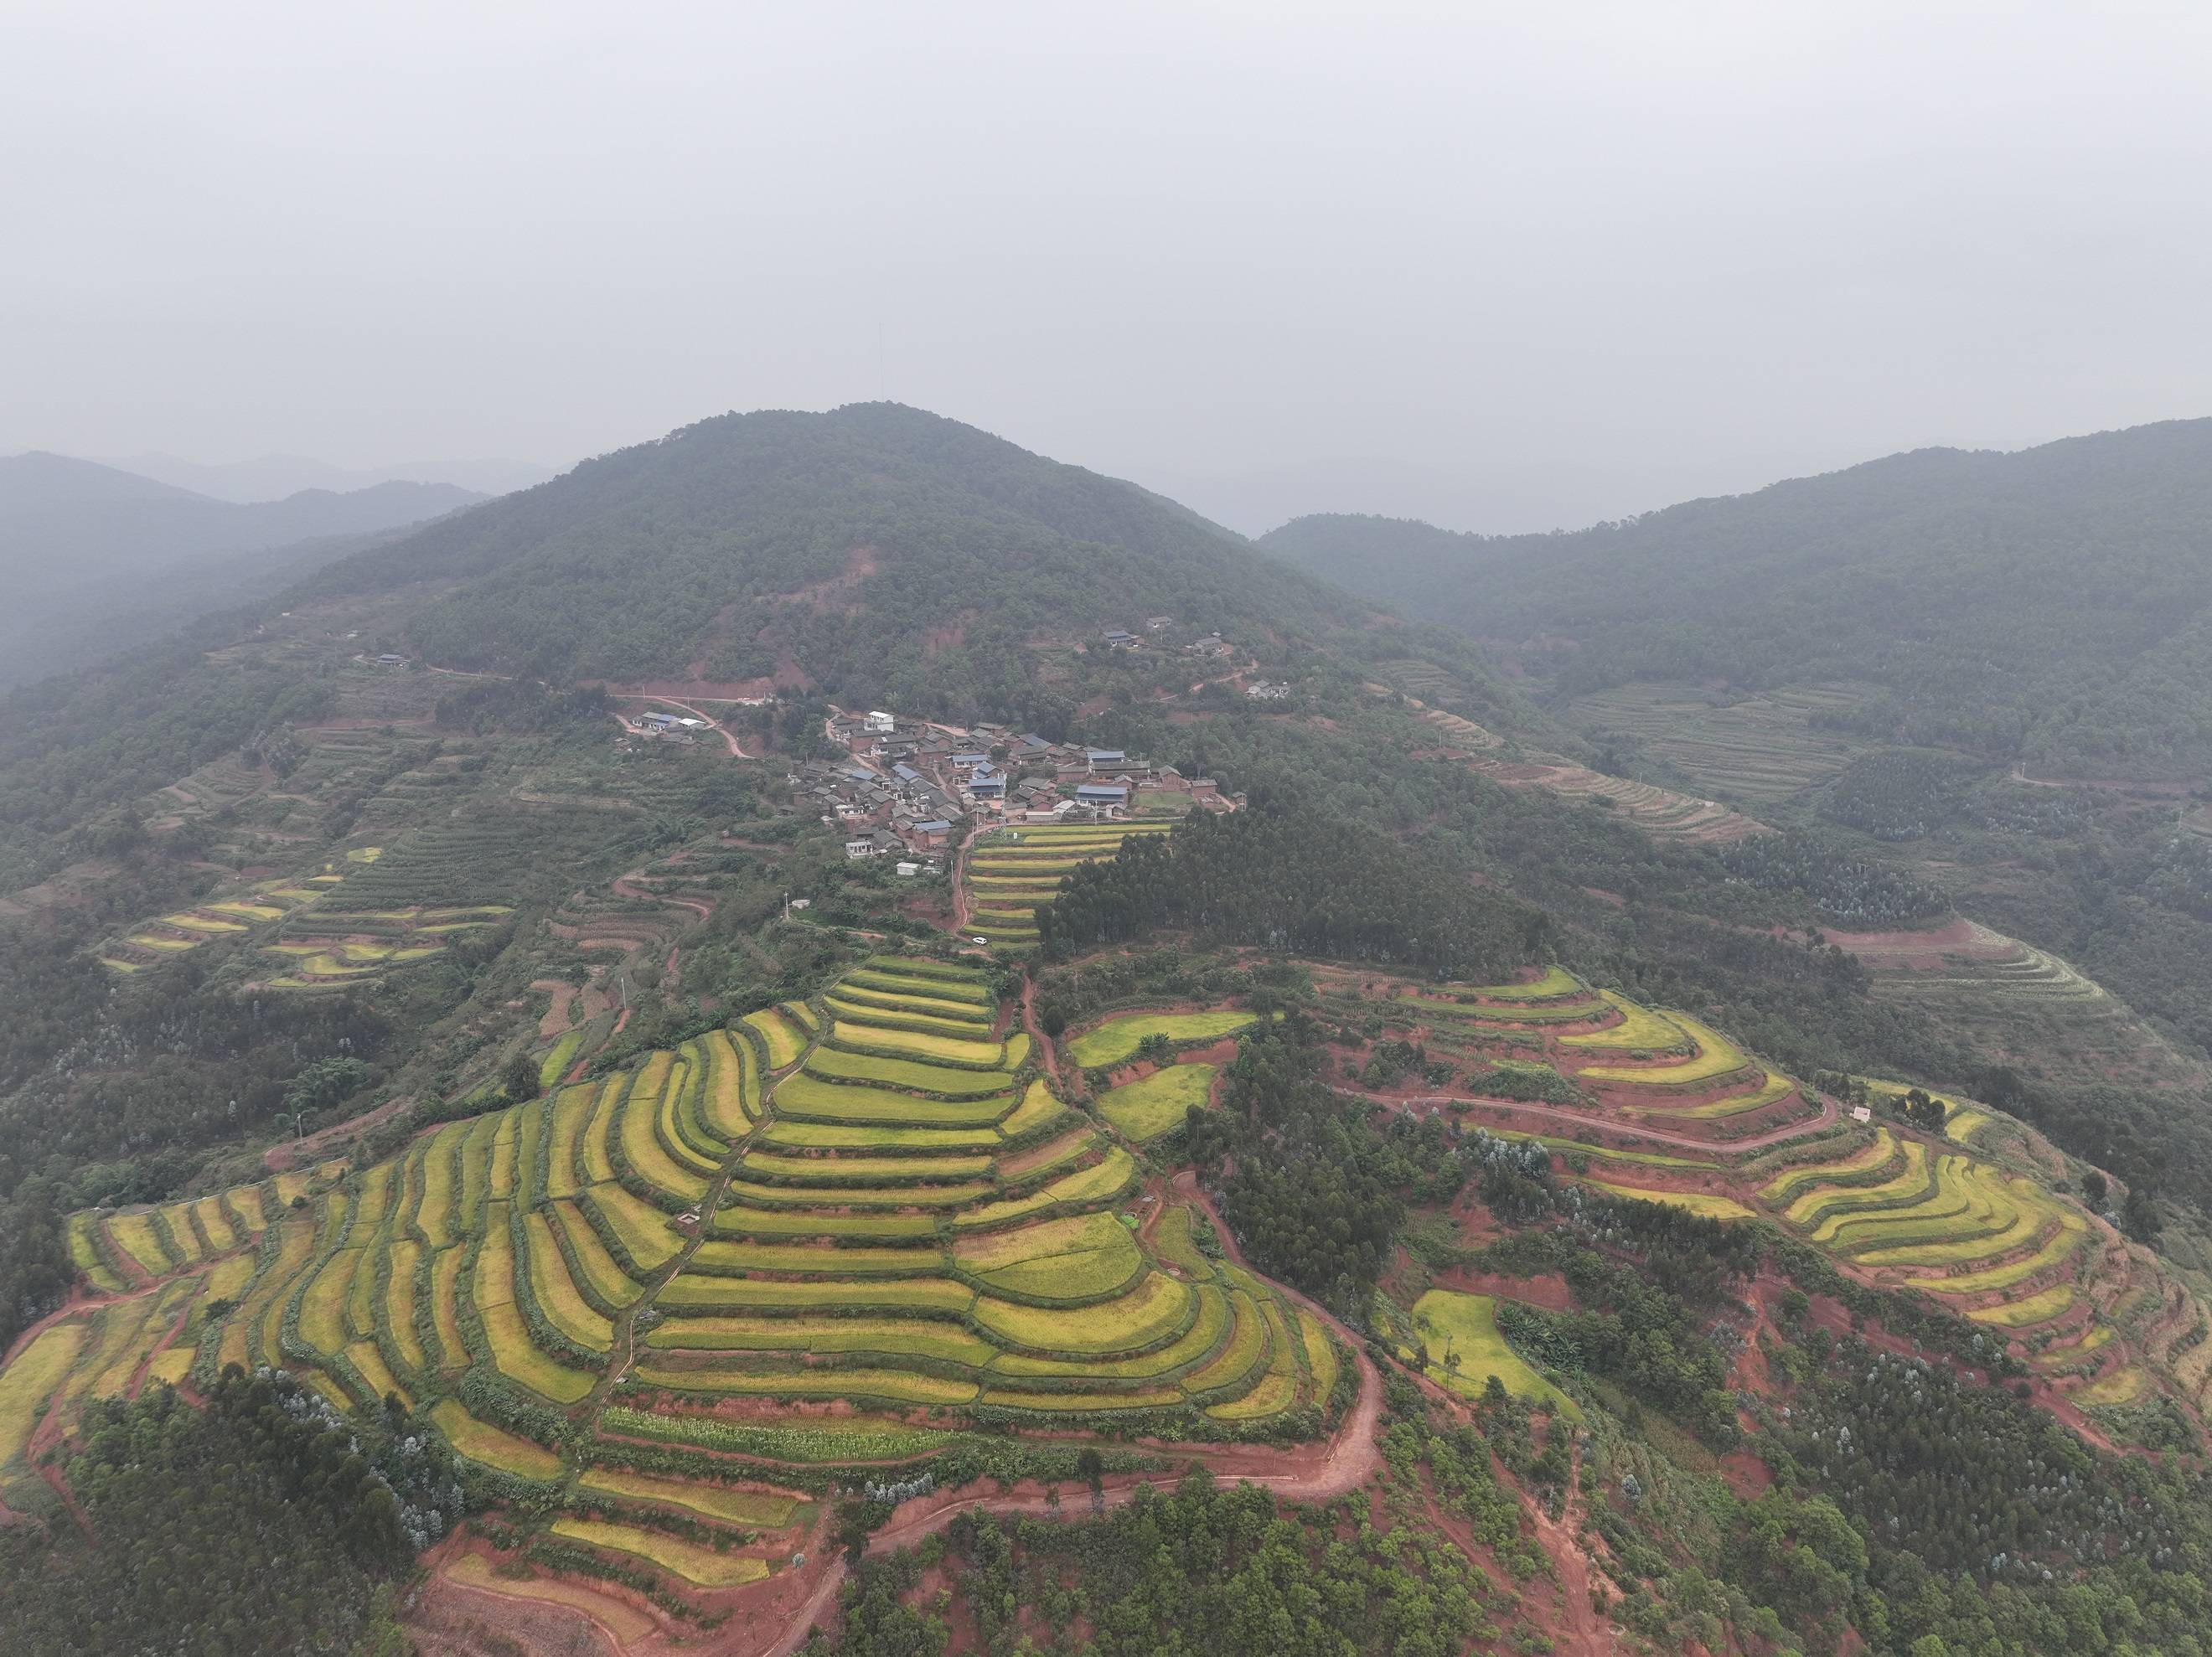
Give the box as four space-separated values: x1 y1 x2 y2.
1137 454 1663 539
1260 419 2212 779
102 450 555 503
0 453 487 684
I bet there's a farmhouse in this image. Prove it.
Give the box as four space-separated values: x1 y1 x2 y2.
1084 748 1124 772
1246 679 1290 700
864 710 897 735
1076 782 1129 814
844 828 902 859
1101 628 1140 650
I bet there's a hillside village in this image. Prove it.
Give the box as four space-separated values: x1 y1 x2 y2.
797 705 1231 869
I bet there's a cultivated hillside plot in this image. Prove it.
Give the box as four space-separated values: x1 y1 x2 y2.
1315 962 2181 1422
2 952 1343 1634
961 818 1181 951
1563 681 1876 803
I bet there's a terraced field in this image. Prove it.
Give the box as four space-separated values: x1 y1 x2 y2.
97 853 375 975
1319 963 2158 1408
4 953 1342 1613
1758 1128 2109 1371
1563 681 1875 803
256 901 511 991
960 819 1178 950
1827 919 2145 1079
1438 736 1770 844
1321 967 1821 1149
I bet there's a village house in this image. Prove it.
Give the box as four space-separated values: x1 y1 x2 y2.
1245 679 1291 700
1101 627 1140 651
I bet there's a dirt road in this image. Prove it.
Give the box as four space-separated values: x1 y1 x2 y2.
948 820 980 936
651 697 750 757
747 1181 1386 1656
1342 1085 1837 1153
756 1341 1383 1654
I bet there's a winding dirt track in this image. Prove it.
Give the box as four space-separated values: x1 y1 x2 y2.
1343 1085 1838 1152
948 820 979 935
649 697 750 757
759 1334 1384 1657
747 1169 1387 1656
611 866 713 922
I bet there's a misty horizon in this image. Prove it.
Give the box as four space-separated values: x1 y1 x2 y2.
21 402 2199 541
10 3 2212 535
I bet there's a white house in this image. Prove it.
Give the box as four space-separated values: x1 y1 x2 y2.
865 710 897 735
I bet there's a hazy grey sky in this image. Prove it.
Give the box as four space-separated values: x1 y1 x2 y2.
8 2 2211 532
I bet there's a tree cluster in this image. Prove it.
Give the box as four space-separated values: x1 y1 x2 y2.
0 1371 421 1655
1036 803 1548 981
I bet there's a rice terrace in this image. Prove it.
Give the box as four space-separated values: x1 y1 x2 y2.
13 886 2205 1650
2 952 1362 1651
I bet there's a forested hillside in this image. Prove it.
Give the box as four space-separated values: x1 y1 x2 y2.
306 402 1526 733
1264 420 2212 777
